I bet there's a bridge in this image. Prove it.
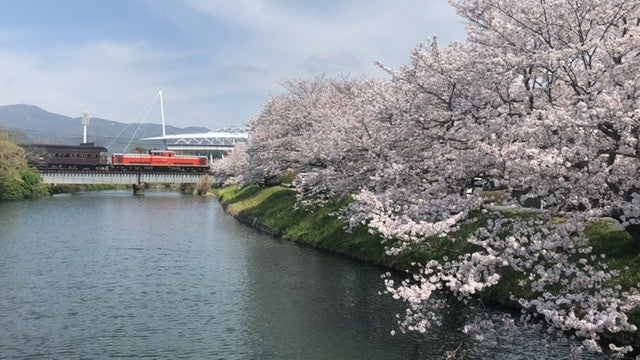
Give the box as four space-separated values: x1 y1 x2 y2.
40 170 208 185
132 91 248 158
141 127 248 158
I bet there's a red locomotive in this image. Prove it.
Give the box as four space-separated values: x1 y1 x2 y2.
111 149 209 172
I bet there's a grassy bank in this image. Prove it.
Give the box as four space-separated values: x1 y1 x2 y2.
214 185 521 283
215 184 490 270
215 184 395 265
215 184 640 335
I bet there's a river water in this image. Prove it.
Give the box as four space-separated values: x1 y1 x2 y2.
0 191 608 359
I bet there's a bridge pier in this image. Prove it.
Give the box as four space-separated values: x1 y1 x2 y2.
133 182 146 195
132 172 144 195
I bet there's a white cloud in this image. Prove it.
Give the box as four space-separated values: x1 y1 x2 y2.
0 1 466 130
0 42 201 130
182 0 466 88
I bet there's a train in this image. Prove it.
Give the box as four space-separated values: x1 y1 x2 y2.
23 143 210 173
112 149 209 171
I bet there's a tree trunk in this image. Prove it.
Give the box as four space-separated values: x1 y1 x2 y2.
625 223 640 243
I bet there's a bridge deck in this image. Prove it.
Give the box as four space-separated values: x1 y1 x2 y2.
40 170 208 184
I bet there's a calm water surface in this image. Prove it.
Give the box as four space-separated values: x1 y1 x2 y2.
0 191 608 359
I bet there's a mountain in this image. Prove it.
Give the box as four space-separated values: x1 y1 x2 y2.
0 104 210 153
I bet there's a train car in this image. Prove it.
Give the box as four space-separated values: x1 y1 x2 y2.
111 149 209 172
23 143 110 170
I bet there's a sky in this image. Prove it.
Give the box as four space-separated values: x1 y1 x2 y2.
0 0 467 130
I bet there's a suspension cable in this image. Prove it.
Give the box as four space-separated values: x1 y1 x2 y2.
163 93 223 130
107 93 158 150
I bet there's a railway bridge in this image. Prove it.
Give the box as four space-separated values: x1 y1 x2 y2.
39 170 210 194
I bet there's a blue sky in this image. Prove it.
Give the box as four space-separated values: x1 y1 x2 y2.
0 0 466 129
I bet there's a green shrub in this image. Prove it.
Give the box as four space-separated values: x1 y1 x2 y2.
0 174 25 201
20 168 50 198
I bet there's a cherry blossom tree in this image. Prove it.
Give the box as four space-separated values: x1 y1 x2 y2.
346 39 497 250
241 75 334 185
241 75 395 199
371 0 640 354
449 0 640 237
211 142 249 186
217 0 640 354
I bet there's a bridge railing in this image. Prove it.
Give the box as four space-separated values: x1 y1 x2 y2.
39 170 208 185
